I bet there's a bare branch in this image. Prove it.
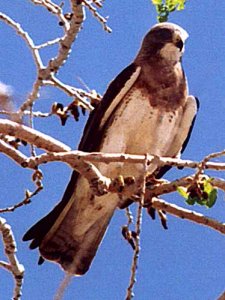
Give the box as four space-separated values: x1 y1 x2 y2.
49 76 94 111
0 12 43 69
1 120 225 201
30 0 70 30
18 78 42 115
0 109 52 118
35 37 63 49
0 119 71 152
54 274 73 300
22 149 225 172
151 198 225 235
16 0 87 114
0 218 24 300
83 0 112 33
146 176 225 198
0 139 28 165
126 155 148 300
44 0 85 76
1 119 225 198
0 186 43 213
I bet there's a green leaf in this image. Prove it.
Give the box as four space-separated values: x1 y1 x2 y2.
206 189 218 208
195 197 207 206
177 0 186 10
166 0 176 11
186 196 197 205
177 187 188 199
152 0 162 5
203 179 213 194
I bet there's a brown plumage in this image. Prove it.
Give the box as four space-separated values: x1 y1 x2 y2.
23 23 199 275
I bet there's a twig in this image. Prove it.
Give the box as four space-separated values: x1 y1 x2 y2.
92 0 103 8
193 149 225 183
0 12 43 69
18 0 85 113
125 207 133 227
151 198 225 235
54 274 73 300
18 78 42 115
125 155 148 300
28 104 37 157
30 0 69 30
146 175 225 198
83 0 112 32
0 139 28 166
0 110 52 118
35 37 63 49
0 186 43 213
0 217 24 300
49 76 94 111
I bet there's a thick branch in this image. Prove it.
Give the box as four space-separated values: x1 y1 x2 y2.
0 218 24 300
43 0 85 76
1 120 225 196
20 149 225 173
0 119 70 152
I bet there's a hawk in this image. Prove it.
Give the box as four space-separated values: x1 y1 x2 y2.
23 23 199 275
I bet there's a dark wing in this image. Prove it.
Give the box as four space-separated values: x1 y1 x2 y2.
79 63 138 151
155 96 199 178
23 63 139 246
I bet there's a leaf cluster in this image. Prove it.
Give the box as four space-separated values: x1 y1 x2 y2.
151 0 186 22
177 177 218 209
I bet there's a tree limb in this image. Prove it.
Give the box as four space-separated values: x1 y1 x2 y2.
151 198 225 235
0 218 24 300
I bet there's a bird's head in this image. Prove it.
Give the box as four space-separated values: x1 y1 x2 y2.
136 23 189 64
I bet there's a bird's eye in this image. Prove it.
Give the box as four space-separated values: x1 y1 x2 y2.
175 39 184 51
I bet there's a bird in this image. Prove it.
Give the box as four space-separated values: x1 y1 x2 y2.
23 22 199 276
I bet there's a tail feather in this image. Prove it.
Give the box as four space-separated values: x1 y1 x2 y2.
23 175 118 275
23 171 79 247
40 206 115 275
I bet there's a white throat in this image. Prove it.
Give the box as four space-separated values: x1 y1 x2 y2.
160 43 183 63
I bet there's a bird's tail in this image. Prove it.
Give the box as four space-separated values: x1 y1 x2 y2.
23 175 118 275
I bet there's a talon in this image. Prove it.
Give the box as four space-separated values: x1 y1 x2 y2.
90 178 108 196
118 198 134 209
124 176 135 185
158 210 168 230
147 206 156 220
111 175 125 193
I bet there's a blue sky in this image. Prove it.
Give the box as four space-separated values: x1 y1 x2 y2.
1 1 225 299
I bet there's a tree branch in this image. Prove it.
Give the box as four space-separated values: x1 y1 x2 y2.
151 198 225 235
0 218 24 300
126 155 148 300
82 0 112 33
0 12 43 69
0 119 71 152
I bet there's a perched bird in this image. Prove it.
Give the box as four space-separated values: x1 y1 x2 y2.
23 22 199 275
